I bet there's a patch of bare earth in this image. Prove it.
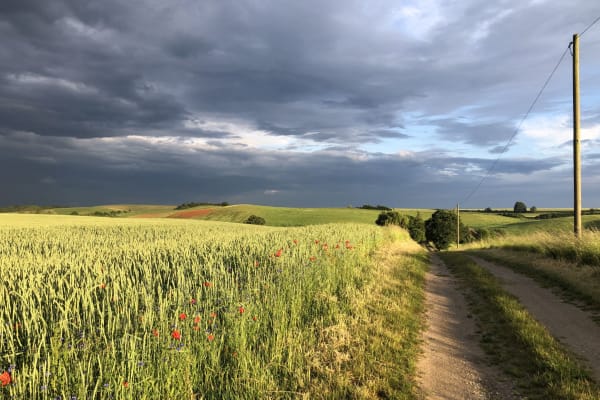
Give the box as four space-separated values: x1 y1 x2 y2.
417 253 520 399
469 255 600 383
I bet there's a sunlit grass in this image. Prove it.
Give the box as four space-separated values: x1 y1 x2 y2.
0 214 425 399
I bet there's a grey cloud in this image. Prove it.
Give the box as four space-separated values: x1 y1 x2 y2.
1 0 600 207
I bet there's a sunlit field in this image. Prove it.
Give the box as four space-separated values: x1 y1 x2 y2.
0 214 390 399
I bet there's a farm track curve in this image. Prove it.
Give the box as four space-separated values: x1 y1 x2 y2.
468 255 600 383
417 253 520 399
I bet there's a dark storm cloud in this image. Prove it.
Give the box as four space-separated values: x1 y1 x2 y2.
1 0 600 207
0 132 569 208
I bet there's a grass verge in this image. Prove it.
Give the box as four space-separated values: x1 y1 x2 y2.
439 252 600 399
308 228 429 399
472 249 600 319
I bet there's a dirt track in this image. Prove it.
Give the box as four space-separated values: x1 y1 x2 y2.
417 254 519 399
469 255 600 382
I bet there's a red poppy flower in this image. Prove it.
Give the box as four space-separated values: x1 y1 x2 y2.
99 283 106 289
254 260 259 267
238 306 245 314
210 312 217 318
203 281 212 287
207 333 215 342
0 371 11 386
293 239 298 244
274 249 282 257
179 313 187 321
314 240 319 244
190 298 197 305
152 329 159 337
309 256 317 262
122 381 129 388
335 244 340 249
171 330 181 340
194 316 201 324
252 315 258 321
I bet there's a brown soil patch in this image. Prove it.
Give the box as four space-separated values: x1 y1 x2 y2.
417 253 520 399
168 208 214 218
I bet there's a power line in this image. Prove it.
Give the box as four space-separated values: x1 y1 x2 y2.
580 15 600 37
460 46 570 205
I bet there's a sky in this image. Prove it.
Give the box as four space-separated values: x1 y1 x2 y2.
1 0 600 209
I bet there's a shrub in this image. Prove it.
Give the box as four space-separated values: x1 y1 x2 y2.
408 213 426 243
244 215 266 225
375 211 407 227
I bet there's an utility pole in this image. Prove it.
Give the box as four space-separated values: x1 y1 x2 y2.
456 203 460 249
572 33 582 238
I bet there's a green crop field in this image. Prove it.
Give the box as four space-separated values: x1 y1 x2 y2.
0 213 428 399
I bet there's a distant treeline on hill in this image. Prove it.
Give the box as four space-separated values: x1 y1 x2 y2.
358 204 392 211
175 201 229 210
0 205 63 213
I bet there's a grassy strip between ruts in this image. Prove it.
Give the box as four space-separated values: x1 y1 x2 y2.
308 228 428 399
471 249 600 321
439 252 600 400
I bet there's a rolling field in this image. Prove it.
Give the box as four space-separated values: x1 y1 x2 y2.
0 214 428 399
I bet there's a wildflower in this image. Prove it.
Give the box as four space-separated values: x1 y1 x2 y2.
194 316 201 324
254 260 259 266
293 239 298 244
179 313 187 321
207 333 215 342
171 330 181 340
238 306 245 314
314 240 319 244
210 312 217 318
203 281 212 287
193 325 200 331
152 329 159 337
189 298 197 305
274 249 282 257
309 256 317 262
99 283 106 289
122 381 129 388
0 371 11 386
252 315 258 321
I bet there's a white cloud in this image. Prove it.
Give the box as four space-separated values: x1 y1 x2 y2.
6 73 98 94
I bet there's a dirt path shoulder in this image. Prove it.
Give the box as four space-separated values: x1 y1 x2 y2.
469 255 600 383
417 253 519 399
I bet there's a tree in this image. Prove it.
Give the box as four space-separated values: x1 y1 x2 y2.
484 207 493 213
513 201 527 213
244 215 265 225
530 206 537 213
425 210 466 250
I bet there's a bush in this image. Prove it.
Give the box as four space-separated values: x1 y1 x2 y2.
375 211 408 227
376 211 425 243
244 215 266 225
408 213 426 243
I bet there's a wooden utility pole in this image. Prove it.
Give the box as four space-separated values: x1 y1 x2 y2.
572 34 582 238
456 203 460 249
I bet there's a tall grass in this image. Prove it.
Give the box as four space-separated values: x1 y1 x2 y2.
470 230 600 267
0 216 386 399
